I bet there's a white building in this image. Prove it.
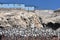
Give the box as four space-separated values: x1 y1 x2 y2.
0 4 35 11
25 6 35 11
0 4 25 9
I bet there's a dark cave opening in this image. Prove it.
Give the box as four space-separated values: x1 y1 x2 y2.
46 22 60 30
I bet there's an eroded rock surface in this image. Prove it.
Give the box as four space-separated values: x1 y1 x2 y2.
0 9 60 37
0 9 43 29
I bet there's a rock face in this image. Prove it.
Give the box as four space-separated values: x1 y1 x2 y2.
0 8 60 37
0 8 60 30
0 9 43 29
35 9 60 30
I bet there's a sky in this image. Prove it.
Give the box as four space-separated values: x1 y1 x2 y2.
0 0 60 10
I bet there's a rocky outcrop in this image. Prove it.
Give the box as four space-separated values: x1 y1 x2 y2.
34 9 60 30
0 9 60 30
0 9 43 29
0 9 60 37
